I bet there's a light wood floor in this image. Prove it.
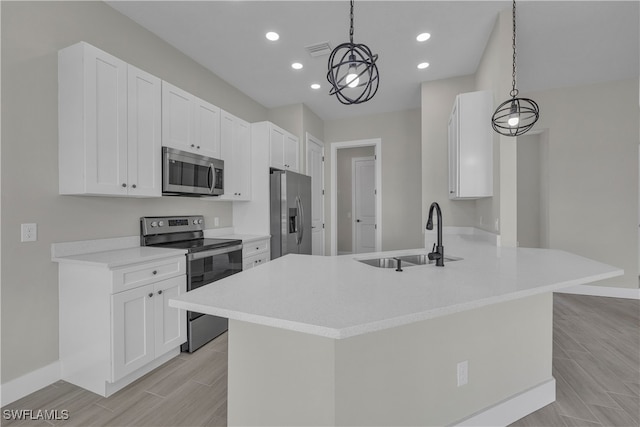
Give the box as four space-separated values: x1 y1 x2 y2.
2 294 638 427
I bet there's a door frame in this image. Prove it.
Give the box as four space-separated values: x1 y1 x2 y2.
330 138 382 256
352 156 376 254
306 132 325 256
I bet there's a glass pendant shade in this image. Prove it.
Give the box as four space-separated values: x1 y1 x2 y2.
327 1 379 105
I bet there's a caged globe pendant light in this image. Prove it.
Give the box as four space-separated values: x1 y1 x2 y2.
327 0 379 105
491 0 539 136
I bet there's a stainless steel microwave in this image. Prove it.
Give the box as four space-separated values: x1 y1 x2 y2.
162 147 224 196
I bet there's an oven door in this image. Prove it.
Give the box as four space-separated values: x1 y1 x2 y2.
186 244 243 321
163 147 224 196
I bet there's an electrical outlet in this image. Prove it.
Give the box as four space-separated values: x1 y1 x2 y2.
457 360 468 387
21 223 37 242
214 217 220 227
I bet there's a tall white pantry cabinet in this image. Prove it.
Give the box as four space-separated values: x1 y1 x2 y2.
58 42 162 197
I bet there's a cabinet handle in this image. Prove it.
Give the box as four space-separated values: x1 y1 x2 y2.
191 144 195 148
122 183 127 188
158 290 163 295
197 146 200 149
132 184 137 189
152 270 158 275
148 293 153 298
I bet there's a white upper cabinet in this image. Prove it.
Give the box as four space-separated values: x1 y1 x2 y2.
161 81 221 159
58 42 161 197
269 123 299 172
219 110 251 201
127 65 163 197
448 90 493 199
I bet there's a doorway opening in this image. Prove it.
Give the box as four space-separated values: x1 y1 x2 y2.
330 139 382 256
516 131 549 248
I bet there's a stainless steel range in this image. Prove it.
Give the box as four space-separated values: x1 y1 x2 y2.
140 215 242 352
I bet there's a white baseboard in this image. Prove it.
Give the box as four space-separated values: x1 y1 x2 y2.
0 361 61 406
453 378 556 427
556 284 640 300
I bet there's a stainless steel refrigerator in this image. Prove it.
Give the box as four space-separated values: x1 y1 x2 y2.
270 169 312 259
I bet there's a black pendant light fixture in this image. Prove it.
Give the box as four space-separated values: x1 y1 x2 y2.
327 0 379 105
491 0 539 137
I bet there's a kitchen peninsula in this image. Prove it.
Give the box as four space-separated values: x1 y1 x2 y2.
169 232 622 426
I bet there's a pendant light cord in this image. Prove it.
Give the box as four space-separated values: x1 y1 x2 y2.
511 0 518 98
349 0 355 44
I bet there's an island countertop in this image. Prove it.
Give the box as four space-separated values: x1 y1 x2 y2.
169 235 622 339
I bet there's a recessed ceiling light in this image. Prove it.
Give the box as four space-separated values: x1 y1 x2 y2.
416 33 431 42
417 62 430 69
266 32 280 41
311 83 321 90
291 62 303 70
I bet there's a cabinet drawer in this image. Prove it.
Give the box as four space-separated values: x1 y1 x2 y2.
243 253 269 270
112 257 186 293
243 239 270 258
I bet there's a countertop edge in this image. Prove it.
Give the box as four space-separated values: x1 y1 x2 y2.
169 268 623 340
52 247 187 268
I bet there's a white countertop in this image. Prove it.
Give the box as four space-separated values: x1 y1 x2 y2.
169 235 623 339
52 246 187 268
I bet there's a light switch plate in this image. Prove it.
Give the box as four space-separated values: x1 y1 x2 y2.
21 223 37 242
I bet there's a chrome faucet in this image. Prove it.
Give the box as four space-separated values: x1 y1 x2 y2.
425 202 444 267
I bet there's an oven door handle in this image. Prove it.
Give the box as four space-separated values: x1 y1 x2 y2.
187 244 243 261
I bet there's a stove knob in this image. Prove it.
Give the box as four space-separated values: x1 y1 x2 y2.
198 219 203 224
158 221 165 227
193 219 198 225
151 221 158 227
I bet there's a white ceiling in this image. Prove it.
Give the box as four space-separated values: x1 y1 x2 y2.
107 1 639 121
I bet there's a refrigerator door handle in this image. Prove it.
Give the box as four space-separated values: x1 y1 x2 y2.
298 195 305 246
295 196 302 245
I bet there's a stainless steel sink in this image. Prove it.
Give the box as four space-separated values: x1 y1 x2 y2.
357 258 402 268
396 254 463 265
357 254 462 268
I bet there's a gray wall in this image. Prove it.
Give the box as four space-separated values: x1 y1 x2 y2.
1 1 268 383
324 109 423 253
336 147 375 254
531 79 639 289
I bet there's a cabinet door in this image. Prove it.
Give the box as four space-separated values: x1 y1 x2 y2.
112 284 155 381
284 134 299 172
220 112 251 200
234 118 252 199
162 81 194 152
194 99 221 158
127 65 161 197
84 46 128 196
448 102 459 199
154 276 186 357
269 126 286 170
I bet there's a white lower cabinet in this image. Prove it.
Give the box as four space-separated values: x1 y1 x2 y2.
242 237 270 270
58 255 186 397
112 275 184 381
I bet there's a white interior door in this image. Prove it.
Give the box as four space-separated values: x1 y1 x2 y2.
306 133 325 255
353 157 376 254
